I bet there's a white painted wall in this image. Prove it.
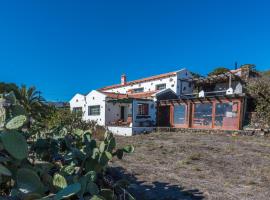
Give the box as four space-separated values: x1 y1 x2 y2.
103 75 177 94
69 69 193 133
132 100 156 127
69 93 86 113
105 102 132 125
84 90 106 126
107 126 133 136
214 81 243 94
107 126 154 136
102 69 193 96
176 69 193 95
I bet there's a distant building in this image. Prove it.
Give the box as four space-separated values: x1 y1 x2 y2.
47 101 70 109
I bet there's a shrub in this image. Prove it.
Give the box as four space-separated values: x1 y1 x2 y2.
247 75 270 128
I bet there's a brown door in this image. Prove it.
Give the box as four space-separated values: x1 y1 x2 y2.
158 105 171 127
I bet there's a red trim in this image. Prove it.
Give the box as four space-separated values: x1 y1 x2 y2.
171 104 189 128
162 98 243 131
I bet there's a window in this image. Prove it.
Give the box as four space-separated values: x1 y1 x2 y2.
137 103 149 116
193 103 213 127
88 105 100 116
133 88 144 93
215 102 239 129
73 107 82 116
174 105 186 125
73 107 82 113
156 83 166 90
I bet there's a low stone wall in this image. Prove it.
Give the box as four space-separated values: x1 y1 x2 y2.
154 127 270 136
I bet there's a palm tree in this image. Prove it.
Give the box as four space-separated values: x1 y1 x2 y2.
15 85 48 124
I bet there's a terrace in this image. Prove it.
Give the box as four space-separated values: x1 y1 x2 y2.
105 98 156 136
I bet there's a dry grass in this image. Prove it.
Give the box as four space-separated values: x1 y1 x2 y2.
111 131 270 200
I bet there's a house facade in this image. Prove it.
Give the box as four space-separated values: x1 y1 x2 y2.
69 68 192 135
157 66 258 130
70 66 256 135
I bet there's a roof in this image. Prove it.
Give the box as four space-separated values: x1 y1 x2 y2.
99 69 184 91
100 91 157 100
159 93 246 105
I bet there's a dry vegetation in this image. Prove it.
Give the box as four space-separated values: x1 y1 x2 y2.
110 131 270 200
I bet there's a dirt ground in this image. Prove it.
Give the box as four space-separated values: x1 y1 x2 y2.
110 131 270 200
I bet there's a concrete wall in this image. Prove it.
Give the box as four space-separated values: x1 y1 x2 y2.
84 90 106 126
107 126 133 136
107 126 154 136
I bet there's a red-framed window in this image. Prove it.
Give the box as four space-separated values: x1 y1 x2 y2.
138 103 149 116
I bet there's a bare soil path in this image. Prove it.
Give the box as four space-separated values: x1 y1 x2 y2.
110 131 270 200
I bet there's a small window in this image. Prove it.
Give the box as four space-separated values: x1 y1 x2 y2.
156 83 166 90
133 88 144 93
88 105 100 116
73 107 82 113
137 103 149 116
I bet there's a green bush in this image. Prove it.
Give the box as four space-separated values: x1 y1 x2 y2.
247 75 270 128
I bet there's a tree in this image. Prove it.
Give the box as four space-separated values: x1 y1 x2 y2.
14 85 49 123
208 67 230 76
247 76 270 128
262 70 270 77
0 82 19 94
190 71 202 78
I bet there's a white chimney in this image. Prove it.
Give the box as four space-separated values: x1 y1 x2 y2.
121 74 127 85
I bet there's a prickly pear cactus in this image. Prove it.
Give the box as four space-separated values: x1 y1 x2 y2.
5 115 27 130
0 130 28 160
0 92 135 200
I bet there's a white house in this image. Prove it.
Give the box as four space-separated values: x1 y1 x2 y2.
70 68 193 136
100 68 193 96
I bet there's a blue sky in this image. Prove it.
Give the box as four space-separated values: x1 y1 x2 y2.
0 0 269 101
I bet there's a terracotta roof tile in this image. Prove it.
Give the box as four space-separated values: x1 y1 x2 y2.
100 91 156 100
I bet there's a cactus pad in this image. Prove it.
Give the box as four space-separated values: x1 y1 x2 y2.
5 115 27 130
0 130 28 160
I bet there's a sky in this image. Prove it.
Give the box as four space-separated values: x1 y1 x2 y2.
0 0 269 101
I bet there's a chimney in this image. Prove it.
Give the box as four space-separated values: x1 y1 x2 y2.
121 74 127 85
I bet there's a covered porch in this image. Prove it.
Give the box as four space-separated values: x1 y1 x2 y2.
105 98 156 136
157 95 246 130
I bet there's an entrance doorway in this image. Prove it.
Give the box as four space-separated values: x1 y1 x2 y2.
157 105 171 127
